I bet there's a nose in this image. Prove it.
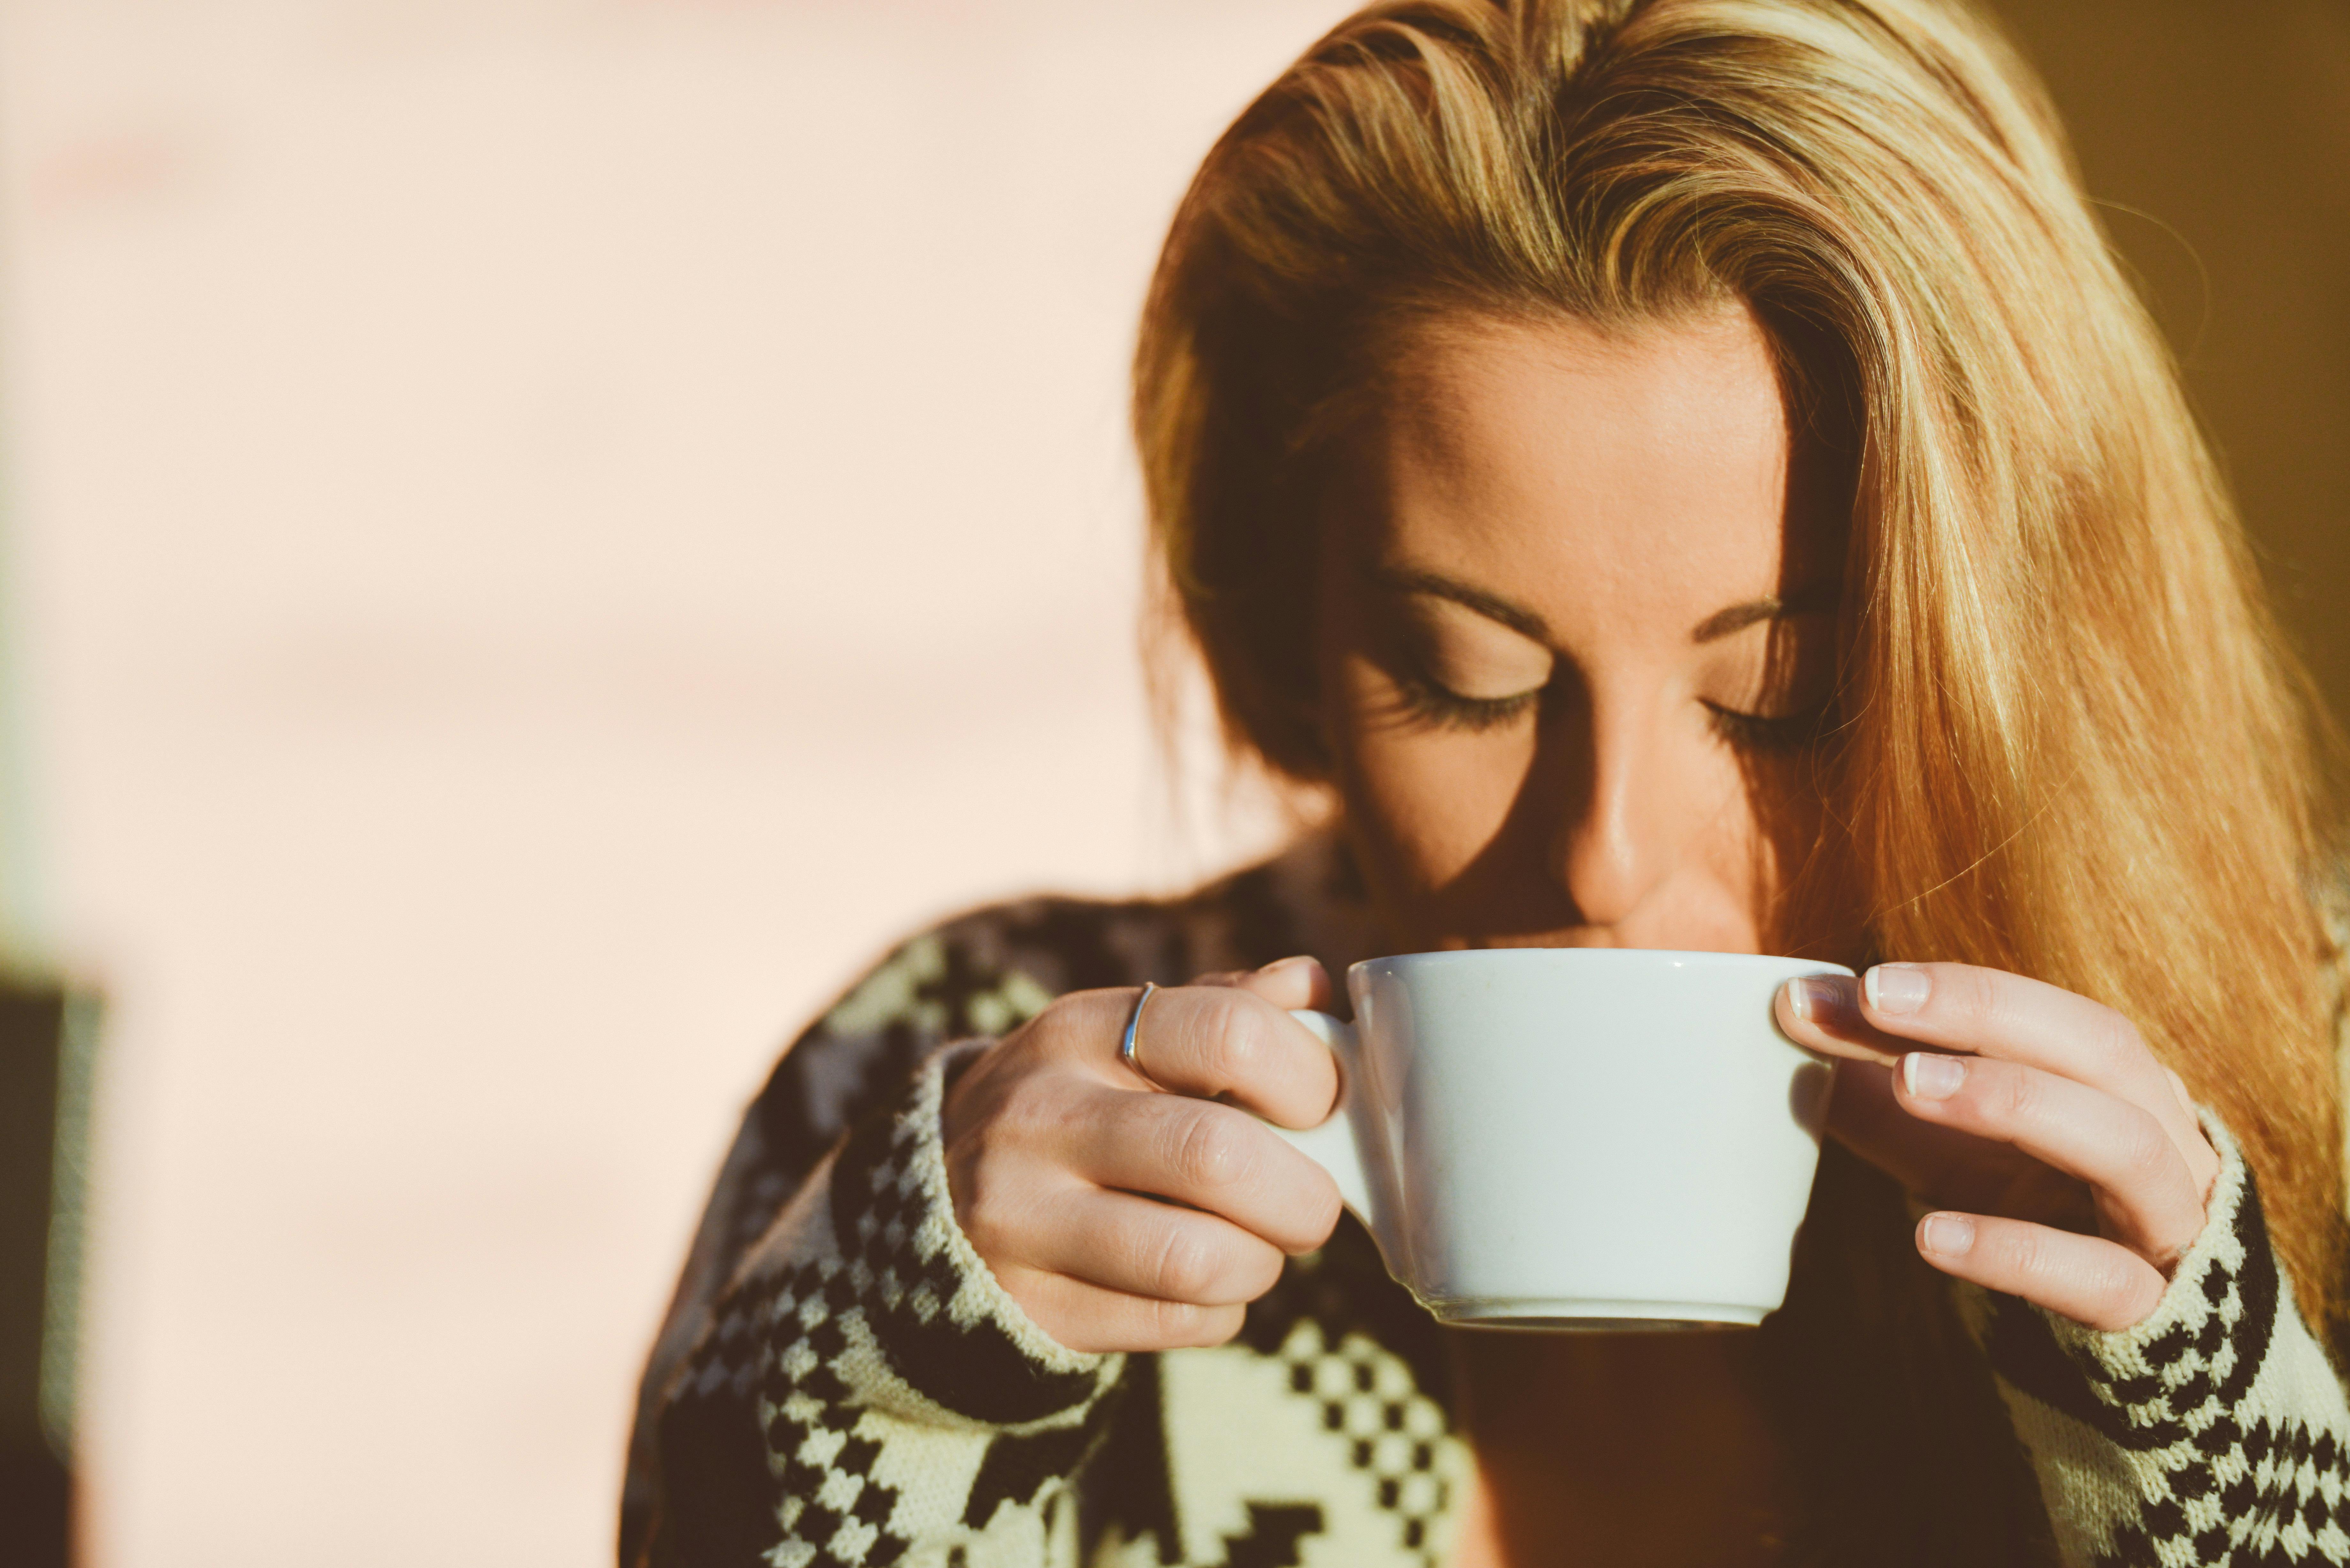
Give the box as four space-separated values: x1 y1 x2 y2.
1547 689 1679 929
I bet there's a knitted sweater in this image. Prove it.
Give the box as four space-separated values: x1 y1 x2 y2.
620 838 2350 1568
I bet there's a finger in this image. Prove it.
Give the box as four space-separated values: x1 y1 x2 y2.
1890 1052 2204 1263
1825 1057 2011 1194
1078 1087 1343 1253
2164 1066 2200 1127
1191 955 1335 1013
1783 964 2210 1186
1912 1211 2166 1331
1117 985 1341 1130
1777 974 1910 1065
994 1265 1248 1354
1012 1185 1289 1305
1830 1058 2097 1229
1856 963 2186 1131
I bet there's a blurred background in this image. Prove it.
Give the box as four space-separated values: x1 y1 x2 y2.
0 1 2340 1564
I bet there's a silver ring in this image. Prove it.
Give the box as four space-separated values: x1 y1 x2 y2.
1118 982 1164 1089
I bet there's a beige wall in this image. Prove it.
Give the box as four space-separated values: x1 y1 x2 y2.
3 3 2343 1565
0 4 1319 1563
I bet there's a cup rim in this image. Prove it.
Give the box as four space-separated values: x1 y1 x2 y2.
1347 948 1854 978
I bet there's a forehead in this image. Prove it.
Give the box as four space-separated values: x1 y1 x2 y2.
1353 308 1810 637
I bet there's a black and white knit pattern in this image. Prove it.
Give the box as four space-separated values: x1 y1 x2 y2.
651 1046 1122 1568
629 840 2350 1568
1131 1292 1466 1568
762 1256 912 1567
1274 1317 1457 1559
1983 1124 2350 1567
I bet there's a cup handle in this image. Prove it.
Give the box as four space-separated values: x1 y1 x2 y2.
1270 1009 1373 1219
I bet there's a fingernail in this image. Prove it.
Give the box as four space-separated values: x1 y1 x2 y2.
1917 1212 1975 1257
1901 1052 1966 1099
1782 975 1854 1027
1260 955 1316 975
1864 963 1930 1015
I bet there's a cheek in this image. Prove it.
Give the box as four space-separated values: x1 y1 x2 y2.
1661 744 1810 892
1736 758 1849 948
1325 650 1530 887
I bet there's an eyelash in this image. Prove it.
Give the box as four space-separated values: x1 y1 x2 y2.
1393 676 1540 734
1395 674 1828 753
1699 701 1829 756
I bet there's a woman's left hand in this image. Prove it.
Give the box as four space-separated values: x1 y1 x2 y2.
1774 962 2221 1331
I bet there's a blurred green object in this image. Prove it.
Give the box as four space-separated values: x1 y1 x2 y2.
1 981 95 1567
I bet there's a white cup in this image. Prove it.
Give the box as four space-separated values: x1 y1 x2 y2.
1273 948 1849 1329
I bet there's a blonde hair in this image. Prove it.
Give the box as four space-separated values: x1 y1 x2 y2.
1136 0 2346 1554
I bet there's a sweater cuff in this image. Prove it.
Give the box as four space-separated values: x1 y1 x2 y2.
650 1043 1124 1566
1980 1117 2281 1454
812 1038 1122 1425
1976 1115 2350 1566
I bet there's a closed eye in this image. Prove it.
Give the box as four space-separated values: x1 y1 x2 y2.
1703 699 1828 754
1395 675 1543 734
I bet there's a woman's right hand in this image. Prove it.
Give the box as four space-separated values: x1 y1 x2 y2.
940 956 1347 1354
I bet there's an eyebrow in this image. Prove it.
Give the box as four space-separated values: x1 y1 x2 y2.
1689 581 1840 644
1374 565 1839 646
1371 567 1551 641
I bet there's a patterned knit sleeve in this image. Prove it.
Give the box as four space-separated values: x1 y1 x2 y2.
646 1041 1126 1568
1973 1119 2350 1568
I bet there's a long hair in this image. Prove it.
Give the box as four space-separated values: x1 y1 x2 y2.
1133 0 2346 1558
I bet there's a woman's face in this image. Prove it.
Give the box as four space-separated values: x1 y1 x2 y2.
1314 306 1841 957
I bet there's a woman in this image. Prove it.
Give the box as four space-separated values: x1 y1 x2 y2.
622 1 2350 1563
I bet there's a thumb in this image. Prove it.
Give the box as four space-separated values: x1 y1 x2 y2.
1192 955 1333 1013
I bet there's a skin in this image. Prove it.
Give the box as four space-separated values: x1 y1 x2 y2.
940 305 2220 1562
